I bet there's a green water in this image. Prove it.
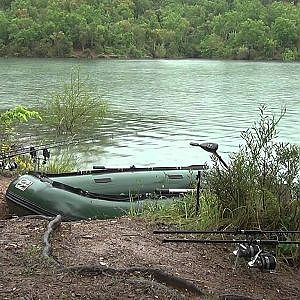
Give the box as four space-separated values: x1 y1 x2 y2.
0 58 299 168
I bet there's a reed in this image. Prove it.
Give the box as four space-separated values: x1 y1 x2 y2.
39 150 77 173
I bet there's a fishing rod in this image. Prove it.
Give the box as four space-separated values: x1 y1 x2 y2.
0 136 94 161
155 229 300 271
153 229 300 235
161 238 300 246
0 136 96 171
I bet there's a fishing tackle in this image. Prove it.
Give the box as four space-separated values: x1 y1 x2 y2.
0 136 90 170
153 229 300 272
0 136 92 161
42 148 50 164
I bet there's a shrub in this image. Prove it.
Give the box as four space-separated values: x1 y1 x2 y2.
0 106 41 172
282 48 296 62
205 105 300 230
42 68 107 135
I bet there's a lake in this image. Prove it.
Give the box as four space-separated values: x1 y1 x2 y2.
0 58 299 168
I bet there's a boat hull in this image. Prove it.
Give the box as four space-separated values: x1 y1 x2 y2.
6 166 206 220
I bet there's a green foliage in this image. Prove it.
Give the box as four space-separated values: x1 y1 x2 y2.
0 105 41 126
0 0 299 60
282 48 297 61
0 105 41 142
0 106 41 172
139 105 300 234
138 105 300 263
40 150 77 173
205 105 300 231
42 68 107 135
137 192 221 230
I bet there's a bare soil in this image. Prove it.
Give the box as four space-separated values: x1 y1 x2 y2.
0 175 300 300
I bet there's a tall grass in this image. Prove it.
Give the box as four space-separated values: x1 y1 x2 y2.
139 192 221 230
39 150 77 173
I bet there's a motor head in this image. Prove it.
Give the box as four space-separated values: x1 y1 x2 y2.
190 142 219 154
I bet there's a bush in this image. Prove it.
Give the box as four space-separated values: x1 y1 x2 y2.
205 105 300 230
41 68 107 135
0 106 41 172
282 48 296 62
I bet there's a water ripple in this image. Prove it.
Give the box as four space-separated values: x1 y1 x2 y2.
0 58 299 167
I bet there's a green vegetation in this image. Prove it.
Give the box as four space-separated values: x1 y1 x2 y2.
0 106 41 171
0 105 41 137
41 68 107 135
0 68 105 173
142 105 300 231
39 150 77 173
140 105 300 262
206 106 300 230
0 0 299 60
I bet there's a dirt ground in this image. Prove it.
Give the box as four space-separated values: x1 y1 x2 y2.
1 175 300 300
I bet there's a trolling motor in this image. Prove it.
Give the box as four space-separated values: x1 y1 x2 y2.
153 229 300 272
190 141 229 214
190 142 229 169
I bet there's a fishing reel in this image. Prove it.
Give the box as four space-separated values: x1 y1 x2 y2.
248 250 277 271
0 160 18 171
233 243 276 272
233 242 261 259
30 146 50 166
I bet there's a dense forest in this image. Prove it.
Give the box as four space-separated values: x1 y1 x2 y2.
0 0 299 60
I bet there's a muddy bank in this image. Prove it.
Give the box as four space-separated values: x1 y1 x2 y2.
0 176 300 299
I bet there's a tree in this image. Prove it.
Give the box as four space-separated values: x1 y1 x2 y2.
272 16 297 49
0 106 41 150
0 12 10 44
49 31 73 57
132 0 152 19
235 18 269 59
42 68 107 135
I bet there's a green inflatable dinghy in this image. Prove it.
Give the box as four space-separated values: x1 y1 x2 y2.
6 164 207 220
